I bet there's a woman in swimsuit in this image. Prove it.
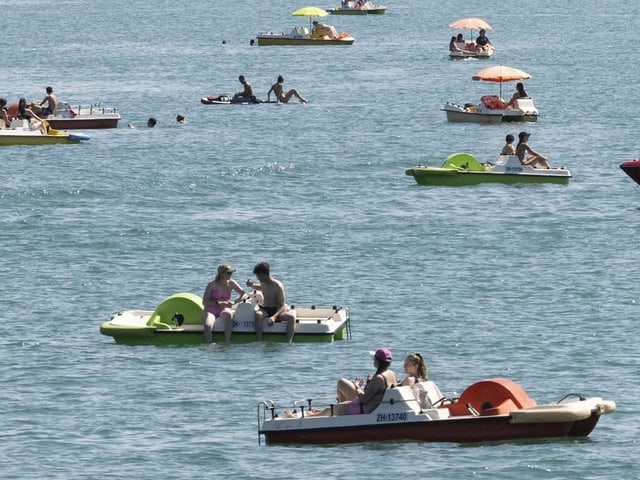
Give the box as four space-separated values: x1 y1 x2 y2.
294 348 396 417
399 353 428 386
201 263 247 344
516 131 550 169
506 83 529 109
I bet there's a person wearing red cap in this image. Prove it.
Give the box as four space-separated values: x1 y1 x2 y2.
296 348 396 418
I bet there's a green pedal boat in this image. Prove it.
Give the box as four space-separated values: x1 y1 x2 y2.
405 152 571 187
100 292 351 345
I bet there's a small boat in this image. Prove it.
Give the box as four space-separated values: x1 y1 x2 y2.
449 44 495 60
100 292 351 345
442 95 538 123
257 377 615 445
449 17 495 59
619 159 640 185
256 26 354 46
326 1 386 14
200 95 276 105
44 102 120 129
405 152 571 186
0 118 90 146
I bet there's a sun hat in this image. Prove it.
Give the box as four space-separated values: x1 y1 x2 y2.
370 348 393 361
217 264 236 275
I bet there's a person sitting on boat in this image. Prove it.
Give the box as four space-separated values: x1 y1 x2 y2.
232 75 257 103
0 98 9 128
449 36 473 54
506 83 529 109
398 353 428 386
39 86 58 117
201 264 248 344
516 131 550 169
267 75 308 104
312 21 339 39
501 134 516 155
449 36 463 52
295 348 397 417
475 29 492 51
14 98 48 134
246 261 297 343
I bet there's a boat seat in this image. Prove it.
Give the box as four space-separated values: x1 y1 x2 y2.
411 381 446 409
381 386 421 412
291 26 309 37
481 95 506 110
496 155 524 168
9 118 31 129
514 98 536 113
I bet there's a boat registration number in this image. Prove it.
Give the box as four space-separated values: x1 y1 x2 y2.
376 412 407 423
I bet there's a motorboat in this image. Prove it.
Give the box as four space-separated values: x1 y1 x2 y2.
257 377 615 445
619 159 640 185
442 95 538 123
256 26 354 46
100 292 351 345
44 102 120 129
326 1 386 14
200 95 276 105
405 152 571 186
0 118 90 146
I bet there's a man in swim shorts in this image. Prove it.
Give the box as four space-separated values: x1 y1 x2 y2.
246 261 297 342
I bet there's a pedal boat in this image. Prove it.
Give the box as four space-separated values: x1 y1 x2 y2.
405 152 571 186
619 159 640 185
443 95 538 123
258 377 615 445
200 95 277 105
100 292 351 345
256 26 354 46
326 1 386 14
449 43 495 59
44 102 120 129
0 119 90 146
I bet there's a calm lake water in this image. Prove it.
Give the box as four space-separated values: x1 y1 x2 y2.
1 0 639 478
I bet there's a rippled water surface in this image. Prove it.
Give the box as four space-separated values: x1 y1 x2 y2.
1 0 639 478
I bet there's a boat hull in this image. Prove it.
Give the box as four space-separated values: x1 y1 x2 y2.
449 51 494 60
620 160 640 185
327 7 386 14
262 411 603 445
46 117 119 129
100 292 350 345
405 167 570 186
257 35 354 46
443 108 538 124
0 133 85 145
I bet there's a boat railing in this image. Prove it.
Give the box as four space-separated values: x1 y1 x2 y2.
57 102 119 116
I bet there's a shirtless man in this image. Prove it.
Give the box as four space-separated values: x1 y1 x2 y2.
267 75 308 104
246 261 297 343
232 75 256 102
312 21 338 39
40 86 58 116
